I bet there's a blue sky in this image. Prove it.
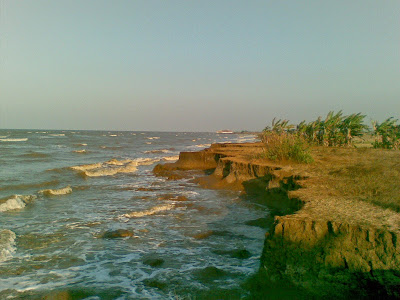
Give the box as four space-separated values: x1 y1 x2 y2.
1 0 399 131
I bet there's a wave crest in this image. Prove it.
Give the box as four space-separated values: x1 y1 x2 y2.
162 155 179 161
73 149 88 154
39 186 72 196
144 149 170 154
0 229 16 262
0 138 28 142
71 158 162 177
0 195 36 212
120 204 174 218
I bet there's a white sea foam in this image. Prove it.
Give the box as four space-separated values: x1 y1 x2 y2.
134 158 161 166
71 158 160 177
121 204 174 218
147 137 160 140
109 134 118 137
194 144 211 148
163 155 179 161
0 229 16 262
49 134 65 137
73 149 87 154
0 195 36 212
144 149 170 154
39 186 72 196
0 138 28 142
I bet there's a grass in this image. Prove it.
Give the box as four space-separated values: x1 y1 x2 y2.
261 132 313 164
312 147 400 213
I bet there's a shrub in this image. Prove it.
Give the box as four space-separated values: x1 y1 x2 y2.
263 132 313 164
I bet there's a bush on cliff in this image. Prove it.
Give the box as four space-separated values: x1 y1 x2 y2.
262 132 313 164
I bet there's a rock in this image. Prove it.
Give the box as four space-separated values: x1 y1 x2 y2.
143 258 164 267
101 229 134 239
43 290 72 300
192 230 214 239
245 217 271 229
143 279 167 290
193 266 227 281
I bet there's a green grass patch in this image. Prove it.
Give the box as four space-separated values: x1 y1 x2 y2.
262 133 313 164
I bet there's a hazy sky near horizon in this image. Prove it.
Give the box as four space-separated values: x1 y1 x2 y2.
1 0 399 131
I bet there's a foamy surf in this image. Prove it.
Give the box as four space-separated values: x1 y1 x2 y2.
0 195 36 212
0 229 16 262
39 186 72 196
194 144 211 148
144 149 170 154
0 138 28 142
73 149 88 154
120 204 174 218
163 155 179 161
71 158 160 177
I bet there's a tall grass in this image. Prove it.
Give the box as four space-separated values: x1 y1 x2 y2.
372 117 400 149
261 111 399 149
261 132 313 164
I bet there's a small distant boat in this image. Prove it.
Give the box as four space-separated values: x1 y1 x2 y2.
216 130 234 134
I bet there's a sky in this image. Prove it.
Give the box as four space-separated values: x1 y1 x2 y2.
0 0 399 131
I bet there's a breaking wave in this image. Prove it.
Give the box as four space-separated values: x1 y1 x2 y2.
163 155 180 161
48 134 65 137
144 149 170 154
0 138 28 142
73 149 88 154
39 186 72 196
71 158 160 177
0 229 16 262
0 195 36 212
193 144 211 148
120 204 174 218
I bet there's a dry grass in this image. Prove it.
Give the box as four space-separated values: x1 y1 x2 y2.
315 147 400 212
210 142 400 229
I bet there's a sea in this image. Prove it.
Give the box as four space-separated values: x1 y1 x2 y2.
0 130 269 299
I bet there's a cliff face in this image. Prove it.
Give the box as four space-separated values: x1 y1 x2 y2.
153 143 400 298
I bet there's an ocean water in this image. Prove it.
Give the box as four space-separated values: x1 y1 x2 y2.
0 130 268 299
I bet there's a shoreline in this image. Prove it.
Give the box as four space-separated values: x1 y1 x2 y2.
153 142 400 298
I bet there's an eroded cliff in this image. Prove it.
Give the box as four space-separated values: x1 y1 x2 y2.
153 143 400 298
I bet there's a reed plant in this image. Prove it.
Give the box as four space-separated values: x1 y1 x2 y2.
261 131 313 164
260 111 399 162
372 117 400 149
262 111 371 147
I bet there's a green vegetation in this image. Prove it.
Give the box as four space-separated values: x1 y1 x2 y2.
260 112 399 163
261 132 313 164
372 117 400 149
